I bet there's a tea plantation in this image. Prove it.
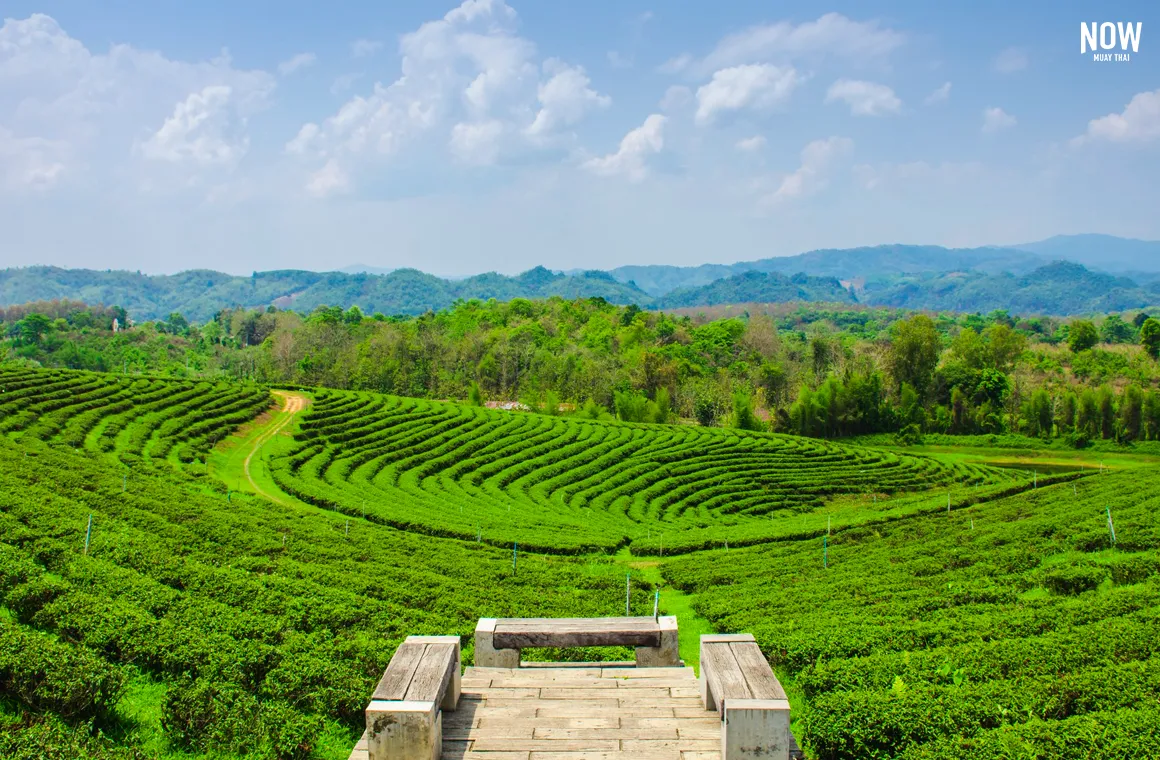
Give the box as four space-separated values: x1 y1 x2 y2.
1 366 1156 759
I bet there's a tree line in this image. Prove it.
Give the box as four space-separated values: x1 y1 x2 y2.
4 296 1160 444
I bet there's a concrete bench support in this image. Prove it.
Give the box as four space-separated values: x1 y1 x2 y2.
474 616 680 668
700 633 793 760
365 635 460 760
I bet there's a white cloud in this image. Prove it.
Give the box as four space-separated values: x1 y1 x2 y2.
278 52 316 75
678 13 903 78
450 119 505 164
139 86 246 166
694 64 802 125
993 47 1027 74
0 127 67 190
1074 89 1160 145
982 106 1016 134
924 81 951 105
763 136 852 205
351 39 383 58
583 114 665 182
306 159 349 197
825 79 901 116
290 0 607 194
0 13 273 192
736 135 766 152
525 60 610 139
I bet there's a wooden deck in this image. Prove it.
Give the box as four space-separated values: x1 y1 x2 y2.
349 661 722 760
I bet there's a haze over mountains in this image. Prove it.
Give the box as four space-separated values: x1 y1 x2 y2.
2 235 1158 321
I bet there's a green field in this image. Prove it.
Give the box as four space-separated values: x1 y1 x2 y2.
1 366 1157 759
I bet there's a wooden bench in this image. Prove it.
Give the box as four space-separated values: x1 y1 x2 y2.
700 634 795 760
364 635 461 760
474 616 680 668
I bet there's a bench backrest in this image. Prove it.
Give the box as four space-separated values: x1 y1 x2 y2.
491 616 663 649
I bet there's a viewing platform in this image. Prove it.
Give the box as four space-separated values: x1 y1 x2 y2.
349 617 802 760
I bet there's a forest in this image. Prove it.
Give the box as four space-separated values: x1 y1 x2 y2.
4 296 1160 446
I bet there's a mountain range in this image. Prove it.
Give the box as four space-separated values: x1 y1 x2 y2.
2 235 1158 321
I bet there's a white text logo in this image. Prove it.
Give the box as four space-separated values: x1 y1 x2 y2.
1081 22 1142 62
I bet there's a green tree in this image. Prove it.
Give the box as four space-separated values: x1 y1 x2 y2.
18 313 52 345
467 381 484 407
1100 315 1133 344
1068 320 1099 352
1140 317 1160 360
1097 385 1116 439
1057 390 1077 434
730 390 765 432
1076 389 1098 438
887 315 941 399
1119 385 1143 441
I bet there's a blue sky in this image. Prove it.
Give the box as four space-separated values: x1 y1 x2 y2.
1 0 1157 275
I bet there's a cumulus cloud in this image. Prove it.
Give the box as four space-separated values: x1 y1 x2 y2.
993 47 1027 73
763 136 853 205
289 0 606 192
673 13 903 78
825 79 901 116
925 82 951 105
450 119 505 164
1073 89 1160 145
736 135 766 152
139 86 247 166
694 64 802 125
525 60 611 139
305 159 349 197
982 106 1016 134
0 127 67 190
278 52 316 75
583 114 666 182
0 13 273 192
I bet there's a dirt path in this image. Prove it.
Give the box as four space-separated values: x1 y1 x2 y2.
241 390 308 507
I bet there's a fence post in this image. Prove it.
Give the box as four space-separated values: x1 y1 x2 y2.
84 514 92 555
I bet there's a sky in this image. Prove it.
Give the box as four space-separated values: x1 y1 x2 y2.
0 0 1158 276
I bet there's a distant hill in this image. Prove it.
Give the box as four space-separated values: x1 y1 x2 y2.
653 271 856 309
609 244 1045 296
0 266 651 322
863 261 1160 315
1011 234 1160 273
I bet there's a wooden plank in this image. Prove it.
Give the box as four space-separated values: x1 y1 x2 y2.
533 727 680 740
405 643 457 702
700 643 750 716
372 641 425 701
470 738 620 752
494 617 659 630
730 641 787 701
494 617 661 649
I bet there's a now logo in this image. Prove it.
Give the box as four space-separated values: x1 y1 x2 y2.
1080 22 1142 54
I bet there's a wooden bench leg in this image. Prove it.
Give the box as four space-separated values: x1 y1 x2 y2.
474 618 519 668
635 615 680 667
366 700 441 760
722 699 791 760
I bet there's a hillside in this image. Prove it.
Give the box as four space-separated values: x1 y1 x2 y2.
0 266 650 322
1012 234 1160 274
609 244 1046 296
652 270 856 310
864 261 1160 315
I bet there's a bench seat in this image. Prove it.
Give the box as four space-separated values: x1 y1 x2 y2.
475 616 679 668
700 634 796 760
365 635 461 760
